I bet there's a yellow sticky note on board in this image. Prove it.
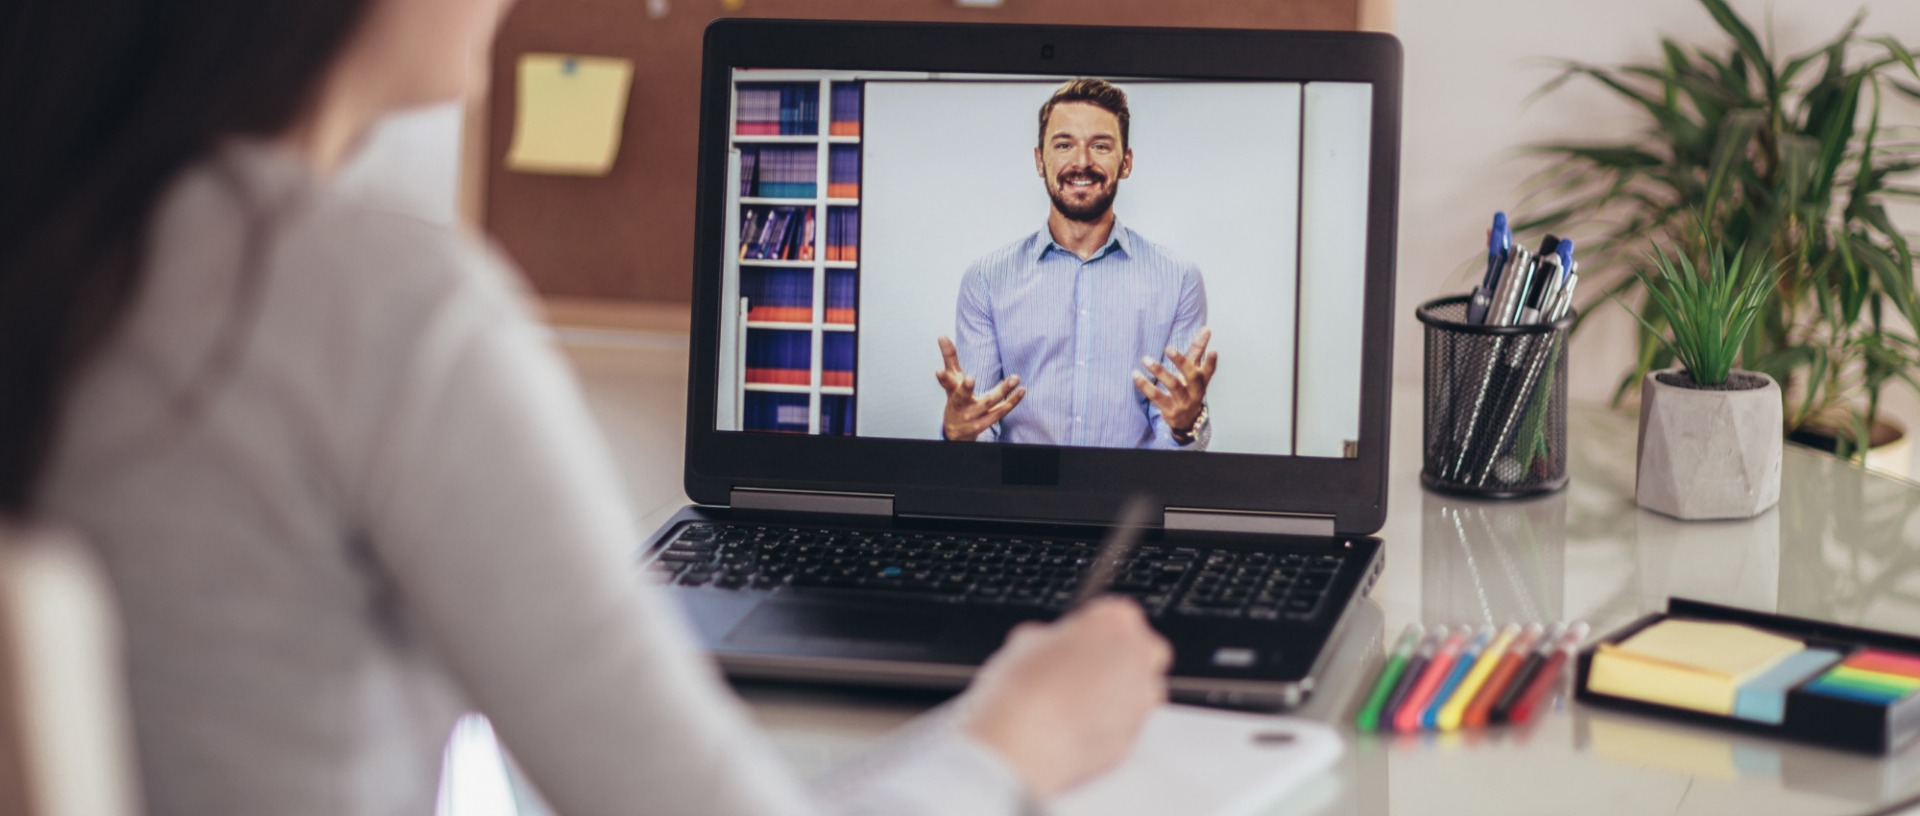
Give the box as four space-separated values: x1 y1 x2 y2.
506 54 634 176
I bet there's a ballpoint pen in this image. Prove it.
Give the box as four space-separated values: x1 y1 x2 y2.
1471 259 1580 487
1484 245 1534 329
1516 254 1561 326
1445 246 1533 482
1509 236 1557 327
1467 213 1510 325
1071 495 1153 608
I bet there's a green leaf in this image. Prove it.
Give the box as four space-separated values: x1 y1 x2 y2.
1872 36 1920 82
1705 110 1765 216
1525 144 1666 169
1697 0 1774 99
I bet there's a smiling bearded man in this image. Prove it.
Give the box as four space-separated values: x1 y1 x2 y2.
933 78 1220 451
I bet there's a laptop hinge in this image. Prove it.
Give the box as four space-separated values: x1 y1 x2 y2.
730 488 895 517
1164 507 1337 537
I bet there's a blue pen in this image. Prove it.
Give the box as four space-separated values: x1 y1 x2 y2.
1556 237 1575 284
1421 625 1493 730
1466 212 1509 324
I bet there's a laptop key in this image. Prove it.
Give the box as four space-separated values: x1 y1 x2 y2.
659 550 713 564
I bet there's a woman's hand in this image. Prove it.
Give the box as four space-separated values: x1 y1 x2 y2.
958 596 1172 799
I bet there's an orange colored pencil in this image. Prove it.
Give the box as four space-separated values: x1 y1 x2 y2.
1463 623 1543 728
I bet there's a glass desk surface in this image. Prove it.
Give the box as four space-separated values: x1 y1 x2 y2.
606 359 1920 816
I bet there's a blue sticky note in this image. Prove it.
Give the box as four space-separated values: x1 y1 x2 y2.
1732 648 1841 725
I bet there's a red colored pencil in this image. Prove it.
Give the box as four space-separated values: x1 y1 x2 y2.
1464 623 1543 728
1508 622 1589 724
1392 627 1468 733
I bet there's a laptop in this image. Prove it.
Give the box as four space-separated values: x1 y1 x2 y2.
640 20 1402 710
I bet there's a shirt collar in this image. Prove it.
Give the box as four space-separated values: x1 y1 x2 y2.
1033 219 1133 262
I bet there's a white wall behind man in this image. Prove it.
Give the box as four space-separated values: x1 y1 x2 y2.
342 2 1920 460
1395 0 1920 440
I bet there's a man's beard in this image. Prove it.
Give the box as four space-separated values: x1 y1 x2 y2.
1049 170 1119 223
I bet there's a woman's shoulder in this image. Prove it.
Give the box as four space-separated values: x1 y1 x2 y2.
175 140 524 322
284 188 518 316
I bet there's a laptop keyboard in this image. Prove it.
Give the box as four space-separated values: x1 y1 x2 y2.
647 522 1345 620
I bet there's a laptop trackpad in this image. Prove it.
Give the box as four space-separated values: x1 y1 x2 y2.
724 600 944 657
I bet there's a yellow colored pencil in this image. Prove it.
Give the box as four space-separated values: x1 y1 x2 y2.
1438 623 1521 731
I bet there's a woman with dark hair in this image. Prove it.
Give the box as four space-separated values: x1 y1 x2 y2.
0 0 1171 814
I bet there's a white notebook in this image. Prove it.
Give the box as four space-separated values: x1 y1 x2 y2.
1054 705 1343 816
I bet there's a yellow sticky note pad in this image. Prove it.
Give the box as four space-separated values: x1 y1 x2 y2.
1586 619 1805 715
507 54 634 176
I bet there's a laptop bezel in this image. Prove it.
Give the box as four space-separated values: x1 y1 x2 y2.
685 20 1402 534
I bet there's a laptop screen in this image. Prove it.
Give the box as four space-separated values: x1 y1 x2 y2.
714 70 1370 459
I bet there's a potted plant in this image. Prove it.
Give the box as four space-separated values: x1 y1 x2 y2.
1520 0 1920 470
1628 233 1784 519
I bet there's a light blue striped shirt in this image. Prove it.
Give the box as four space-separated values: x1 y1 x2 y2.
955 221 1209 449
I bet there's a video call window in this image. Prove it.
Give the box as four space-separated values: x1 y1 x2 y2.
715 70 1370 458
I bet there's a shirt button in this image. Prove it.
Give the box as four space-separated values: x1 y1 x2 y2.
1080 309 1089 315
1074 417 1083 423
1077 360 1087 367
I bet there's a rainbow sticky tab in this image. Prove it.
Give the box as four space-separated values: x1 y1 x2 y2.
1804 678 1907 705
1824 665 1920 695
1846 650 1920 679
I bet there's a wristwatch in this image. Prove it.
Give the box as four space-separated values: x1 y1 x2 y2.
1171 404 1210 447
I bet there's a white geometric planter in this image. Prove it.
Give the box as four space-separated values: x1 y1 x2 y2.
1635 368 1782 520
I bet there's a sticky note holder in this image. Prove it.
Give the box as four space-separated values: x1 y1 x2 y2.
1576 598 1920 754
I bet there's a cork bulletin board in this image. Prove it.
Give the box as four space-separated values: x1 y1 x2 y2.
480 0 1389 309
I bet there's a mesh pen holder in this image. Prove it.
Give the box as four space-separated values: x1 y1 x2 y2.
1417 295 1572 499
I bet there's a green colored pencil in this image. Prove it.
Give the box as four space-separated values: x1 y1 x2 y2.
1357 623 1425 731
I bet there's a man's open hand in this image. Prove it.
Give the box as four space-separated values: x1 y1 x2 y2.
1132 327 1217 434
936 336 1026 442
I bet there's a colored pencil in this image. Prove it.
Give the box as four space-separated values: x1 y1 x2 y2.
1421 625 1494 731
1492 621 1565 724
1393 627 1468 733
1464 623 1543 728
1379 626 1444 732
1439 623 1521 731
1357 623 1426 732
1508 622 1589 724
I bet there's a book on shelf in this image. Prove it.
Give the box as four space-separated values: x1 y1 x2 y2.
744 329 812 385
825 208 860 262
744 392 811 433
734 86 781 136
819 394 855 435
828 145 859 199
825 269 857 324
798 209 815 261
738 150 758 198
829 83 863 137
739 205 815 261
741 267 814 323
735 83 819 136
822 333 855 387
742 145 817 199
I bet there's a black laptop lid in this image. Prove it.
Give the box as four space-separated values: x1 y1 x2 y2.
685 21 1402 534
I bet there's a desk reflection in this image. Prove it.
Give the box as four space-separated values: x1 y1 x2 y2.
1420 490 1566 627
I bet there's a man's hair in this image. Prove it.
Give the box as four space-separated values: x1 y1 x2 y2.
1037 78 1130 149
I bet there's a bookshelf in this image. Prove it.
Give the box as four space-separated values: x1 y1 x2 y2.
726 75 863 435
